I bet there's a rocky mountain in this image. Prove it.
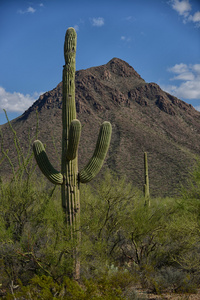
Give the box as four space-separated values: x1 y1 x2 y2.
1 58 200 196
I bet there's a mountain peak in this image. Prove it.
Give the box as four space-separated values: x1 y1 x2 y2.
1 58 200 197
106 57 144 80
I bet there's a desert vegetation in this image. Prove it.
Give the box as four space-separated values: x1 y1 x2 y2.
0 115 200 299
1 27 200 299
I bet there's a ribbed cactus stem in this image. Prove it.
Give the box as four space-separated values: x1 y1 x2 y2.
33 140 63 185
79 121 112 183
62 28 77 149
144 152 150 206
61 28 81 279
66 119 81 161
61 28 79 228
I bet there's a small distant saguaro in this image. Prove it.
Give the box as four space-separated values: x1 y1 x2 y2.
32 27 112 279
144 152 150 206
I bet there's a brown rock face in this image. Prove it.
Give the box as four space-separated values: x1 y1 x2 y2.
156 95 176 115
1 58 200 197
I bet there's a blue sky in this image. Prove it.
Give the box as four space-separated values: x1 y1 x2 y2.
0 0 200 125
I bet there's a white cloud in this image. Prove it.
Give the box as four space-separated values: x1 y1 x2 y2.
188 11 200 26
168 63 188 74
168 63 200 78
121 36 131 42
164 80 200 99
39 3 44 7
169 0 200 26
170 72 195 81
192 64 200 73
125 16 132 21
123 16 136 23
162 63 200 100
0 87 42 112
18 6 36 14
168 64 195 81
170 0 191 17
91 17 105 27
194 105 200 111
27 7 36 13
74 25 79 32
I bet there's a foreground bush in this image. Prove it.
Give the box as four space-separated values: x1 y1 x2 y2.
1 170 200 297
4 272 148 300
1 116 200 296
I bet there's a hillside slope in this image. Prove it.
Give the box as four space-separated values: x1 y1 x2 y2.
1 58 200 196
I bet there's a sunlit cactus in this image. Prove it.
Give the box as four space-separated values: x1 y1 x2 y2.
33 27 112 279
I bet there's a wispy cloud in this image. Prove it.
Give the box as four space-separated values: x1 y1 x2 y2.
168 63 195 80
74 25 79 32
0 87 42 112
18 6 36 14
169 0 200 27
124 16 136 22
121 36 131 42
162 63 200 100
188 11 200 24
125 16 133 21
194 105 200 111
91 17 105 27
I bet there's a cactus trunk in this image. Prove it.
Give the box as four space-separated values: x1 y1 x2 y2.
33 27 112 280
62 29 80 230
144 152 150 206
61 28 80 279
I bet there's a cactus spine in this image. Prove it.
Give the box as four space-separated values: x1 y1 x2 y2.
33 27 112 279
144 152 150 206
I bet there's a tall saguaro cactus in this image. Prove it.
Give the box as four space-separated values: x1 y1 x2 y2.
144 152 150 206
33 27 112 279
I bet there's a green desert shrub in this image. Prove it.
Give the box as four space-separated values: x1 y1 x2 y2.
1 166 200 295
79 171 142 278
1 112 200 296
154 266 197 294
5 273 136 300
0 176 72 283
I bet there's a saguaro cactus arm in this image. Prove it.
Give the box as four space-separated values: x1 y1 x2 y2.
33 140 63 185
66 119 81 161
79 121 112 183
